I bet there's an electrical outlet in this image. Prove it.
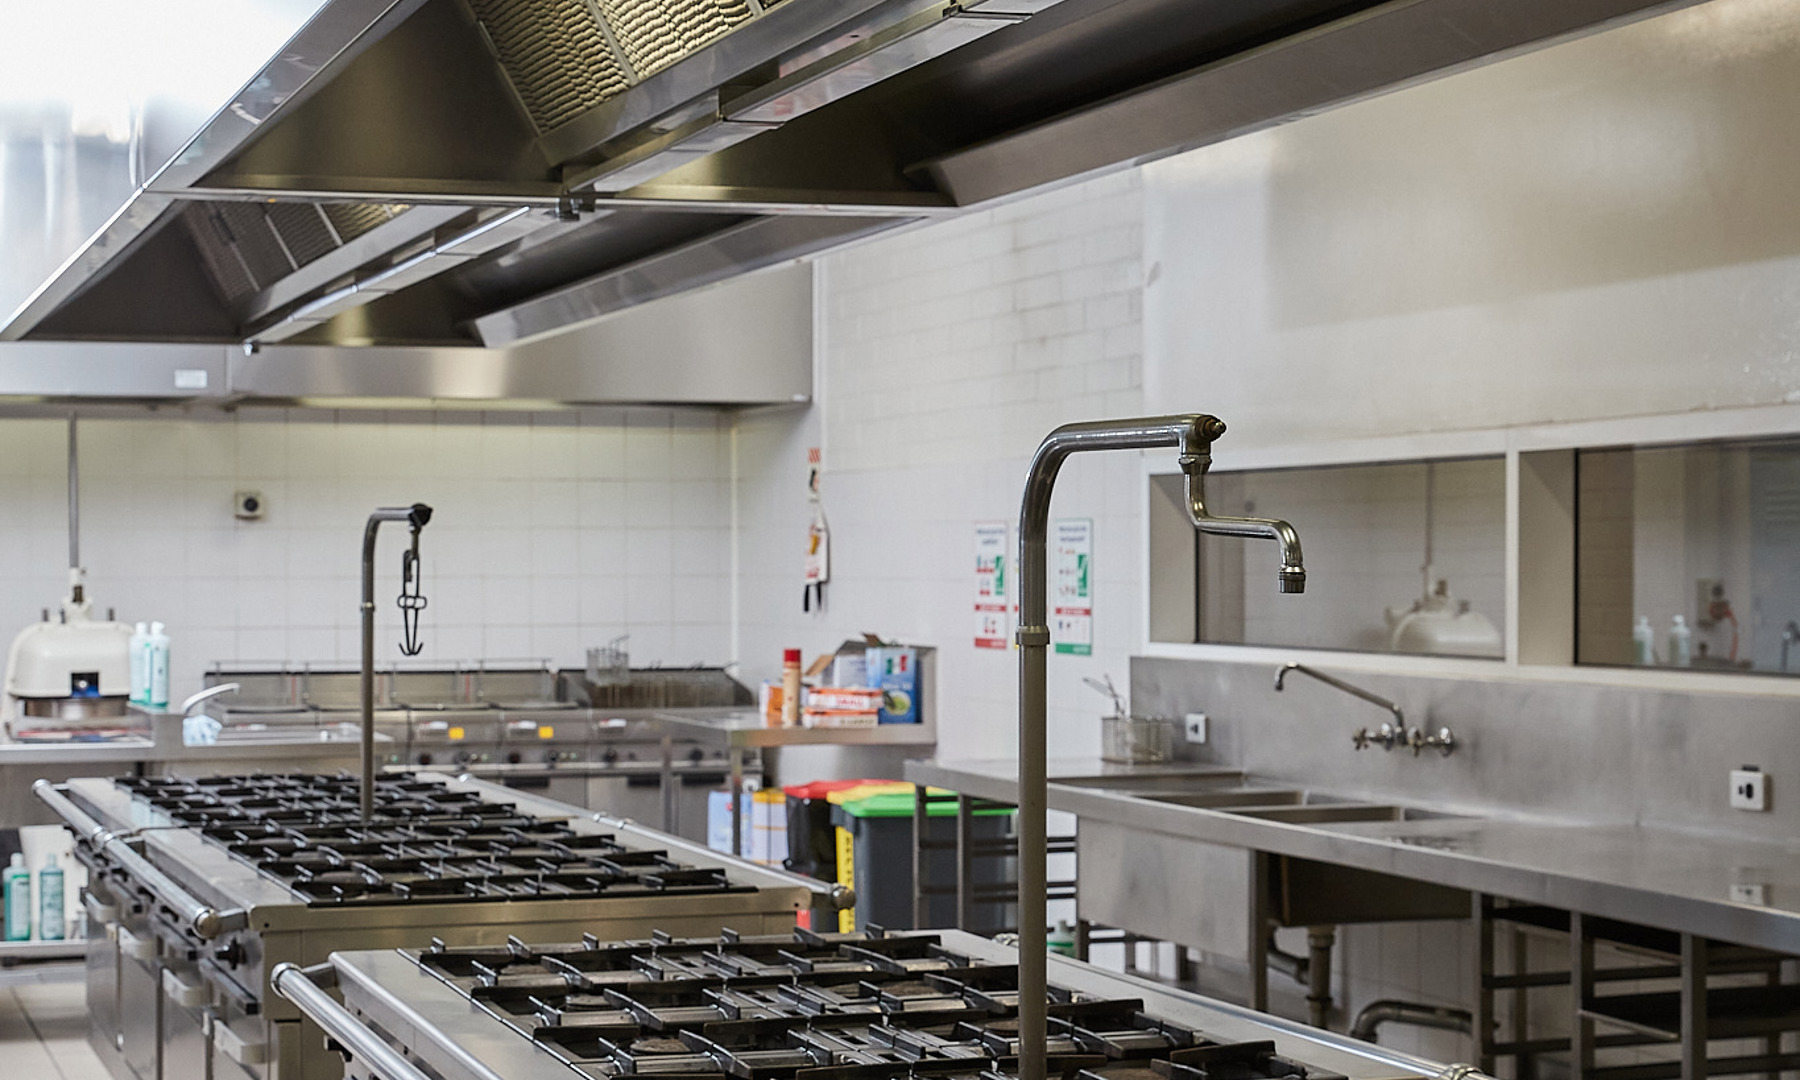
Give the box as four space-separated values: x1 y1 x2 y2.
1730 767 1768 811
1730 883 1769 905
1183 713 1208 744
1696 578 1726 627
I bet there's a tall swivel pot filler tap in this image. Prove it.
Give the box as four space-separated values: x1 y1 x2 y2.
360 503 433 822
1014 414 1305 1080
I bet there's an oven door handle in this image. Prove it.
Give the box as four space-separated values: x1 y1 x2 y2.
271 962 437 1080
33 780 245 941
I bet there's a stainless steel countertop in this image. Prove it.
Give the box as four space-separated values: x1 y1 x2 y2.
0 716 388 765
906 757 1800 954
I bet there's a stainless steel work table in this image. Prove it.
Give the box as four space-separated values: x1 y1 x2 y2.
906 757 1800 955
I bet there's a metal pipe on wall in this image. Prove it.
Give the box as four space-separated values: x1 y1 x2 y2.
1014 414 1306 1080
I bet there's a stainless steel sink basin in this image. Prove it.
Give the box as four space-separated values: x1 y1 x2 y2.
1228 804 1468 824
1052 769 1246 792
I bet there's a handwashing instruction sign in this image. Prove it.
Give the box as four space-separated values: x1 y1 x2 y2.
1052 518 1092 655
974 522 1010 649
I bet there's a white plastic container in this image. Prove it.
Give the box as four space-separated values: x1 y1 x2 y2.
1632 616 1655 666
1669 614 1693 668
37 855 62 941
128 622 149 705
148 621 171 709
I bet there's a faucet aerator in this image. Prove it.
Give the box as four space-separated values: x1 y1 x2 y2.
1279 570 1307 594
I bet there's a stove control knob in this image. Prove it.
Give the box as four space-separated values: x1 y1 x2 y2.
417 753 433 766
214 940 245 967
686 747 704 764
506 751 522 765
601 748 619 765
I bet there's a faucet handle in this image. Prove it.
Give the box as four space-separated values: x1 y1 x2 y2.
1351 728 1372 751
1422 727 1457 758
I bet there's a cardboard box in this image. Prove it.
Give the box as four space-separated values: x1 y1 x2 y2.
864 645 919 724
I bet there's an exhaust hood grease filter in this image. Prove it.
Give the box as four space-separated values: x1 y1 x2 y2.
468 0 630 131
185 203 410 306
469 0 753 134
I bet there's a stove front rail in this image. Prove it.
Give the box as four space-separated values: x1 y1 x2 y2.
271 961 437 1080
33 778 246 940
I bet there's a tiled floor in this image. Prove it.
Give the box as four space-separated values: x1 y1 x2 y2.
0 963 113 1080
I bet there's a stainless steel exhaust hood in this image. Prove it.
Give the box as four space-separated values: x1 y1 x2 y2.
2 0 1704 350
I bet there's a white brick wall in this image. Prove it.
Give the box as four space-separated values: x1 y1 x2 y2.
0 407 732 704
736 169 1148 762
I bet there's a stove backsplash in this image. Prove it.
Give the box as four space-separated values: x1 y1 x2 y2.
1131 655 1800 841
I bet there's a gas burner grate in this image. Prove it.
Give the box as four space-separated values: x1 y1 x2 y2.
116 772 745 906
400 931 1351 1080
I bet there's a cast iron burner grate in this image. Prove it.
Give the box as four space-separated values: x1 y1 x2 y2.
401 930 1352 1080
114 772 746 906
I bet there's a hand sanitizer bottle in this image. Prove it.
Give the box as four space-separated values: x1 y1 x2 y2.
129 622 149 705
1632 616 1655 666
1669 615 1693 668
148 622 171 710
3 854 29 941
37 856 63 941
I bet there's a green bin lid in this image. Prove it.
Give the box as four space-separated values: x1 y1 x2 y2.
836 792 1012 819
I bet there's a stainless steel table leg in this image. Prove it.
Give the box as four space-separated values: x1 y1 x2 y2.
1681 934 1708 1080
660 736 674 832
912 785 929 929
956 795 974 931
1512 926 1534 1080
729 750 744 857
1249 851 1271 1012
1571 912 1595 1080
1473 894 1495 1074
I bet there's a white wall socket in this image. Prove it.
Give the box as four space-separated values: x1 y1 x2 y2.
1730 883 1768 905
1184 713 1208 744
1730 767 1767 811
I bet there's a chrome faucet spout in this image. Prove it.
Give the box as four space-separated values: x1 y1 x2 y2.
1275 663 1404 727
1184 451 1305 593
1013 413 1306 1080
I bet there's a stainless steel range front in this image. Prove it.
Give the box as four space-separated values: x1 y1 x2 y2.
35 770 841 1080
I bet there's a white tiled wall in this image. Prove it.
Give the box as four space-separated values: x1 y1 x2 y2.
0 407 733 704
735 169 1148 763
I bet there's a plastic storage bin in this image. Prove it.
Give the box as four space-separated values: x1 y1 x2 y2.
830 787 1013 933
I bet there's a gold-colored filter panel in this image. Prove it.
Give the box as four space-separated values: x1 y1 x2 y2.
468 0 631 131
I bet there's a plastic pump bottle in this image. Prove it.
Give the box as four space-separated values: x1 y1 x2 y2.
148 621 171 710
37 855 63 941
3 854 29 941
1632 616 1655 666
129 622 150 705
1669 615 1693 668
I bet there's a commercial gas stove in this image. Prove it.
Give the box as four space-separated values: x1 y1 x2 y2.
286 929 1470 1080
36 771 837 1080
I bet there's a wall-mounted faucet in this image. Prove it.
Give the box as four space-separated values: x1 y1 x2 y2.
1014 414 1306 1080
1274 663 1455 757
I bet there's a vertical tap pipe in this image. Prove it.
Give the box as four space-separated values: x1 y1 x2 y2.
67 414 79 576
1016 415 1304 1080
360 504 432 822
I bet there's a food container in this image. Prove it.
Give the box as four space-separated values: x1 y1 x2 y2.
1101 714 1174 764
